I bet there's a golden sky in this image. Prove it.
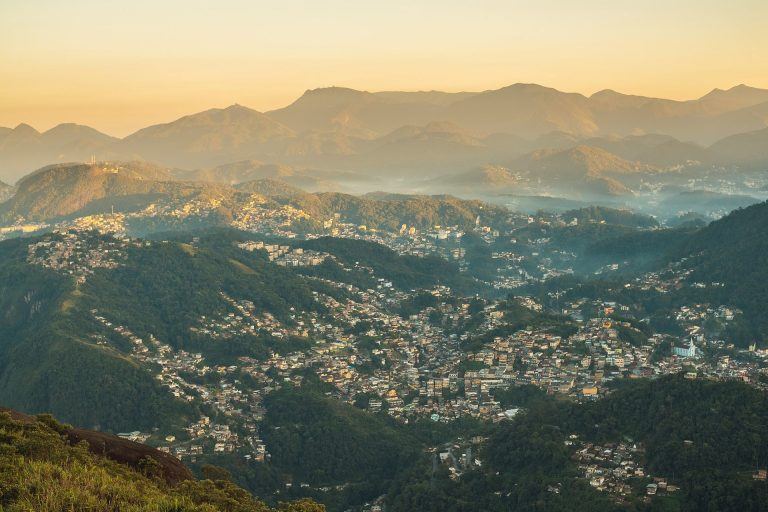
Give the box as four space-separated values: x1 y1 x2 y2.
2 0 767 136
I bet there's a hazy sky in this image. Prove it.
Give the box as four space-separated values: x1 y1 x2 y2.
2 0 767 136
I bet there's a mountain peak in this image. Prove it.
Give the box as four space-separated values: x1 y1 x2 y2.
42 123 116 141
699 84 768 100
497 83 561 94
288 87 373 109
590 89 624 98
214 103 263 116
223 103 252 112
302 86 369 97
13 123 40 135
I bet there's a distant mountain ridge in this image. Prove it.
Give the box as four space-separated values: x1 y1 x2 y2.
0 161 509 231
120 104 296 169
176 160 367 192
709 126 768 168
0 162 226 222
0 123 119 183
506 145 657 197
2 83 768 184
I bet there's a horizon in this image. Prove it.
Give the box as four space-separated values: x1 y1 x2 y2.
3 0 768 136
3 81 766 138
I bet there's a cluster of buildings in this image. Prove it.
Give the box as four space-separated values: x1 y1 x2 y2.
26 231 137 283
66 213 127 235
433 437 484 481
17 211 768 497
231 196 310 237
237 241 329 266
571 437 678 501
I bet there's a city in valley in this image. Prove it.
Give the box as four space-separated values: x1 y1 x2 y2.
10 182 768 507
2 2 768 510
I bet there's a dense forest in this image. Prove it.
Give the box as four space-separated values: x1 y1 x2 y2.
0 236 192 432
672 200 768 338
259 385 422 508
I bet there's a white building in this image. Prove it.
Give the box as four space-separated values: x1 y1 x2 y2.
673 338 698 358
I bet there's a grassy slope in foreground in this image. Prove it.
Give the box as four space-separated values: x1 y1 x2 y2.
0 409 323 511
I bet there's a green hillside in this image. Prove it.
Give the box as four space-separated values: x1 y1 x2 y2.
672 200 768 339
0 409 322 512
258 385 421 509
81 234 324 352
298 236 479 293
0 237 195 431
0 162 215 222
236 178 307 198
387 376 768 512
263 387 420 486
0 179 13 202
0 230 341 430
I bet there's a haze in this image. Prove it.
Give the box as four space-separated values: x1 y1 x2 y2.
2 0 768 136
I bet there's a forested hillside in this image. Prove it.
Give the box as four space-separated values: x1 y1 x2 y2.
562 206 659 228
387 376 768 512
298 236 479 293
262 386 421 504
0 236 193 431
673 200 768 337
0 230 338 430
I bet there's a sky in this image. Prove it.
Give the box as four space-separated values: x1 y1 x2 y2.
2 0 767 136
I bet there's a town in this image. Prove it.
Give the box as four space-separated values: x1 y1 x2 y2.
20 209 768 499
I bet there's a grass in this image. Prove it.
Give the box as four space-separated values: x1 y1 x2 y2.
59 289 83 313
4 457 190 512
0 412 323 512
228 259 256 275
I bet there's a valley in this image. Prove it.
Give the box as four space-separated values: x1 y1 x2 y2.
2 167 768 509
4 3 768 511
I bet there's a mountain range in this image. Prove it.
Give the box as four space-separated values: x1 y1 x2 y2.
2 83 768 185
0 161 509 233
